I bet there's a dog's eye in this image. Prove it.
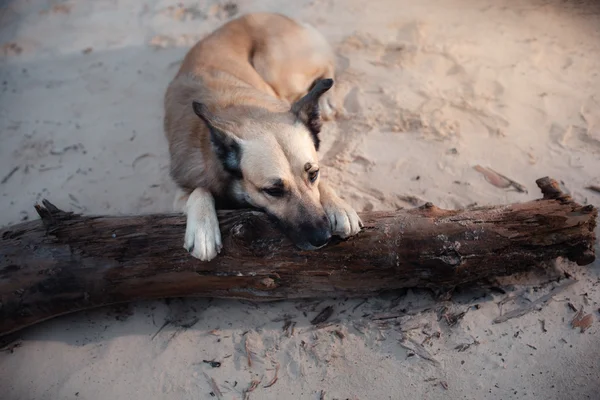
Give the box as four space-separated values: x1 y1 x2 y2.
308 169 319 183
263 187 285 198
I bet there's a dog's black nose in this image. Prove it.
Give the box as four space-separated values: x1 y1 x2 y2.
308 229 332 248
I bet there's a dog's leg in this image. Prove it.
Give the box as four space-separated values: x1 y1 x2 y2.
318 181 362 238
175 187 222 261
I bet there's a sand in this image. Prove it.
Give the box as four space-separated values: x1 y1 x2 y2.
1 0 599 399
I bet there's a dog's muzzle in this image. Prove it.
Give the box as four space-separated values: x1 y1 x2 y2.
276 214 332 250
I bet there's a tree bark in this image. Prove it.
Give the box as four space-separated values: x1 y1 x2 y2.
0 177 596 336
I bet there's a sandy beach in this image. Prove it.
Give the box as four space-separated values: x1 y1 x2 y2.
1 0 599 399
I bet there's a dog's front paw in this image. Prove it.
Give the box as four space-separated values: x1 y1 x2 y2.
323 198 362 239
184 208 222 262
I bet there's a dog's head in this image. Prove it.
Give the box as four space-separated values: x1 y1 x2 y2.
193 79 334 250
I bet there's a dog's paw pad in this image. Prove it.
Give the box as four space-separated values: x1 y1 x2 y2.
184 212 222 261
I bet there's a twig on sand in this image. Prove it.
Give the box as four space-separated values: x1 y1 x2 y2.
399 337 440 366
245 336 253 368
263 363 280 388
311 306 334 325
493 280 576 324
585 185 600 194
441 309 468 327
371 304 436 321
371 313 403 321
151 320 170 340
473 165 527 193
352 299 368 312
455 339 480 352
1 166 19 184
203 372 223 400
243 379 261 400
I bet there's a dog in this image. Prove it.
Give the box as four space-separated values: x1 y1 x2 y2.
163 12 362 261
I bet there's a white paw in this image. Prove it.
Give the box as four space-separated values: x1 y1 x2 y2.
323 199 362 238
184 209 222 262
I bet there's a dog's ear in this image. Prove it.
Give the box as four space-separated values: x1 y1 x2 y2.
290 78 333 151
193 101 243 178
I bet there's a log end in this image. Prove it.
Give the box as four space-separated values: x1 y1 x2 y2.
536 177 570 201
566 203 597 266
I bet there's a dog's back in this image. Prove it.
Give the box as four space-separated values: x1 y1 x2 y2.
174 13 333 102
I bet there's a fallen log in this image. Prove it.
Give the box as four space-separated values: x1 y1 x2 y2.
0 177 596 336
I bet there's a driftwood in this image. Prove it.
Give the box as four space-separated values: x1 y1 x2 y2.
0 177 596 336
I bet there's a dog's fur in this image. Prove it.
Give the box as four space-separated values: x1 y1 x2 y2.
164 12 362 261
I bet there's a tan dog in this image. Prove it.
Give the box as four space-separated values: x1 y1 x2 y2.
163 12 362 261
